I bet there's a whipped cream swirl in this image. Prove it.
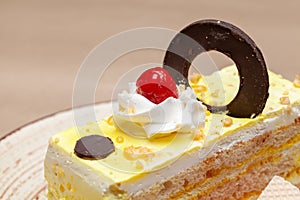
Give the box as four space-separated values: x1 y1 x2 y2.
113 83 206 138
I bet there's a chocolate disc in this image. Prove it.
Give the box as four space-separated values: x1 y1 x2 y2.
74 135 115 160
163 19 269 118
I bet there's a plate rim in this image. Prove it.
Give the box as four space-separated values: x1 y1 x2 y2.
0 100 111 141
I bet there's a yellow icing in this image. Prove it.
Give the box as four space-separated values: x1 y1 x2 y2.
48 65 300 185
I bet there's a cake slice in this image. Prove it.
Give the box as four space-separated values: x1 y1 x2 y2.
44 65 300 199
44 19 300 199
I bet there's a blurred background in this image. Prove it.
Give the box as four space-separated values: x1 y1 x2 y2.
1 0 299 136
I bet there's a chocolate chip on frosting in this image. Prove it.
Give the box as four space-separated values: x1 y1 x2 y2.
74 135 115 160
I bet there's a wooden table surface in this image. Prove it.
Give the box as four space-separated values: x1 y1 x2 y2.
1 0 300 136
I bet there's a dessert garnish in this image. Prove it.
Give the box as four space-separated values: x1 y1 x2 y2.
163 19 269 118
136 67 178 104
114 74 206 138
74 135 115 160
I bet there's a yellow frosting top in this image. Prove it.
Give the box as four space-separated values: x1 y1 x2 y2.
49 65 300 184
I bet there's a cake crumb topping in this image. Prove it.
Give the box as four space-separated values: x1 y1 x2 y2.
106 116 114 126
282 90 289 95
222 117 233 127
190 73 202 84
205 110 211 116
116 136 124 143
49 136 61 145
123 146 153 160
293 75 300 88
211 89 219 98
192 85 207 93
135 160 144 170
109 184 126 195
279 96 290 105
193 129 206 141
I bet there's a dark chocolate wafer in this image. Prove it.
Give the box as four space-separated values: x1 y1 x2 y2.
163 19 269 118
74 135 115 160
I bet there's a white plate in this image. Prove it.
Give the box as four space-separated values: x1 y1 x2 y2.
0 102 112 200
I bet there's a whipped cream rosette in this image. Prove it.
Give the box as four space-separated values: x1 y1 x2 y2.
114 82 206 138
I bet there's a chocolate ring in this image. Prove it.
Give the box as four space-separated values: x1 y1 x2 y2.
163 19 269 118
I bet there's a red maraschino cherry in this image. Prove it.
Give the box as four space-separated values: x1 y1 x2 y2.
136 67 178 104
